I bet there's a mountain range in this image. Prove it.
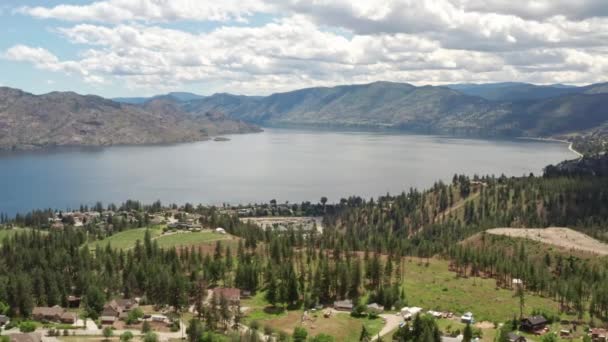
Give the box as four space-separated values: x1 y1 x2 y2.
2 81 608 150
114 81 608 138
0 88 259 150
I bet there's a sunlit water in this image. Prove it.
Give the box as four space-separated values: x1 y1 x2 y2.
0 128 575 216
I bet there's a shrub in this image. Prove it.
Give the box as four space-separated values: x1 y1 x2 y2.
143 332 158 342
120 331 134 342
19 321 37 333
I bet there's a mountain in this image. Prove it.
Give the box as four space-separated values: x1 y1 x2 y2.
113 92 205 104
170 81 608 138
0 87 259 150
445 82 582 101
446 82 608 101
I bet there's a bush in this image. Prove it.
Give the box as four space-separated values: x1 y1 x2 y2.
293 327 308 342
103 326 114 339
351 303 367 317
19 321 37 333
120 331 134 342
141 320 151 333
143 332 158 342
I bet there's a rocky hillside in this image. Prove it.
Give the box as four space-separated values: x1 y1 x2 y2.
0 87 260 150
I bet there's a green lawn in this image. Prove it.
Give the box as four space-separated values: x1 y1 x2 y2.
402 258 561 323
88 227 162 250
154 231 231 249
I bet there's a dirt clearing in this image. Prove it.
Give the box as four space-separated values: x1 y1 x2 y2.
486 227 608 255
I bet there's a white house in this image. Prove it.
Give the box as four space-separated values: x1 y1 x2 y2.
401 306 423 320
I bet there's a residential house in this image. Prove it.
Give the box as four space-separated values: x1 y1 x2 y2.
67 295 81 308
591 328 607 342
520 316 548 332
213 288 241 304
100 298 138 324
366 303 384 313
32 306 64 322
0 314 9 326
401 307 423 320
508 332 527 342
60 312 78 324
333 299 354 311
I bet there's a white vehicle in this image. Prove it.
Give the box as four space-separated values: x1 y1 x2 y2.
461 312 474 324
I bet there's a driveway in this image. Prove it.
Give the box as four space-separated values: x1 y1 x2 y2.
372 313 403 341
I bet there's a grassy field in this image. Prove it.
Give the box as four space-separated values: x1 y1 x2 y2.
401 258 561 323
154 231 232 249
88 227 162 250
242 292 383 340
0 227 39 243
88 227 235 251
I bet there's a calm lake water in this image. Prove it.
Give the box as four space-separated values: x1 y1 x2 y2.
0 128 575 216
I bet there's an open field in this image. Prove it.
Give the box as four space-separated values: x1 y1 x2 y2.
88 227 236 252
154 231 233 249
0 228 41 243
88 227 162 250
401 258 561 323
486 227 608 255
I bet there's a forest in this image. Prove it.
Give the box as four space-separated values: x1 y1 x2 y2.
1 157 608 341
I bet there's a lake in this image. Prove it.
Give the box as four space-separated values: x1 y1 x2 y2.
0 128 575 216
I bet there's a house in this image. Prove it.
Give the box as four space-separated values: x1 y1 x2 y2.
366 303 385 313
100 310 117 325
333 299 354 311
32 306 64 322
591 328 607 342
60 312 78 324
150 314 168 323
67 295 81 308
113 298 138 312
10 333 42 342
0 314 9 326
520 316 548 332
461 312 474 324
508 332 527 342
213 288 241 304
401 307 423 320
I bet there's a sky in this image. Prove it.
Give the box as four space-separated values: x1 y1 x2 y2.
1 0 608 97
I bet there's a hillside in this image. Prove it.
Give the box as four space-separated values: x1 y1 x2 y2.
0 87 260 150
174 81 608 140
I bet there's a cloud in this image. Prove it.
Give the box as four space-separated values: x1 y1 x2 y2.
8 1 608 93
19 0 268 23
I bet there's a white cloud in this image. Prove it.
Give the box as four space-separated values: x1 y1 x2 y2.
19 0 268 23
8 1 608 93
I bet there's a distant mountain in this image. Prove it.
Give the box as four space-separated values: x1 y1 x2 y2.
113 92 205 104
445 82 608 101
0 88 259 150
4 80 608 150
167 81 607 139
445 82 580 101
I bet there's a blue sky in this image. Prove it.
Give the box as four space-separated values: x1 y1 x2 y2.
1 0 607 97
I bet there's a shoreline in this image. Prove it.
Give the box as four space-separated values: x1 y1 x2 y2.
517 136 583 159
